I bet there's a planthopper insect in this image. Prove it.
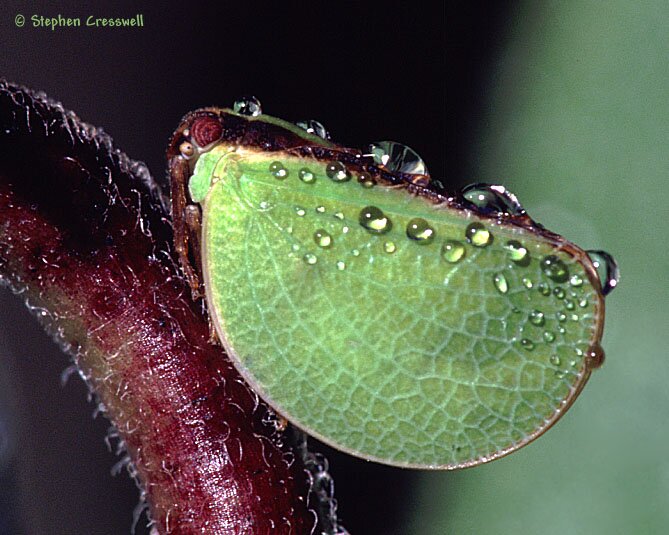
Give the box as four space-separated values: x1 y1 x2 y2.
167 97 618 469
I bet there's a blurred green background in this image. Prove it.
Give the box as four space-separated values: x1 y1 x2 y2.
411 2 668 533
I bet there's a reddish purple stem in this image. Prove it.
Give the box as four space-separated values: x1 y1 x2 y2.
0 81 338 534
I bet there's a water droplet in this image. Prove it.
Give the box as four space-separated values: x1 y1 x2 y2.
570 313 579 322
520 339 534 351
269 161 288 179
529 310 545 326
258 200 273 210
326 161 351 182
295 119 330 140
493 273 508 294
541 255 569 283
550 355 561 366
522 277 533 289
298 168 316 183
504 240 530 266
569 274 583 287
357 172 376 188
556 311 567 323
442 240 465 263
543 331 556 343
303 253 318 265
461 184 526 216
233 96 262 116
291 244 300 252
564 299 575 310
336 261 346 271
553 287 565 299
465 222 492 247
579 298 588 308
359 206 392 234
351 249 360 257
406 218 435 244
384 242 396 254
295 206 306 217
586 250 620 296
585 344 605 369
314 229 333 248
316 206 326 213
537 283 551 296
334 212 344 220
558 326 566 334
368 141 428 176
342 226 349 234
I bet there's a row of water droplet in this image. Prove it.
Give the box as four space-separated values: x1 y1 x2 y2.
265 157 618 303
237 95 618 298
232 96 429 177
234 95 616 379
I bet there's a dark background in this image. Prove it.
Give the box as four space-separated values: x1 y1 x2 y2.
0 1 512 533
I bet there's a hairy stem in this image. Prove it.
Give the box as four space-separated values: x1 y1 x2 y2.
0 81 338 534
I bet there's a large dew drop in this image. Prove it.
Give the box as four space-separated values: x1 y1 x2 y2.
465 222 492 247
460 184 526 217
326 161 352 182
586 250 620 296
406 218 435 244
540 255 569 283
520 339 535 351
314 229 333 249
303 253 318 265
442 240 465 263
504 240 530 266
233 96 262 117
299 168 316 183
295 119 330 140
357 172 376 189
359 206 392 234
368 141 429 177
538 283 551 296
529 310 545 326
269 161 288 179
493 273 508 294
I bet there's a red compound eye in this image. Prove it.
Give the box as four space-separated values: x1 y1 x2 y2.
191 116 223 147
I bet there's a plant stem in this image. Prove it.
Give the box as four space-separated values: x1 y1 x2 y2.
0 80 338 534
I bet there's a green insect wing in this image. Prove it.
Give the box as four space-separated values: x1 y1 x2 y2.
169 106 614 469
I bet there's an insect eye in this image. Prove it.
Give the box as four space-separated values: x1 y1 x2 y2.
179 141 195 158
